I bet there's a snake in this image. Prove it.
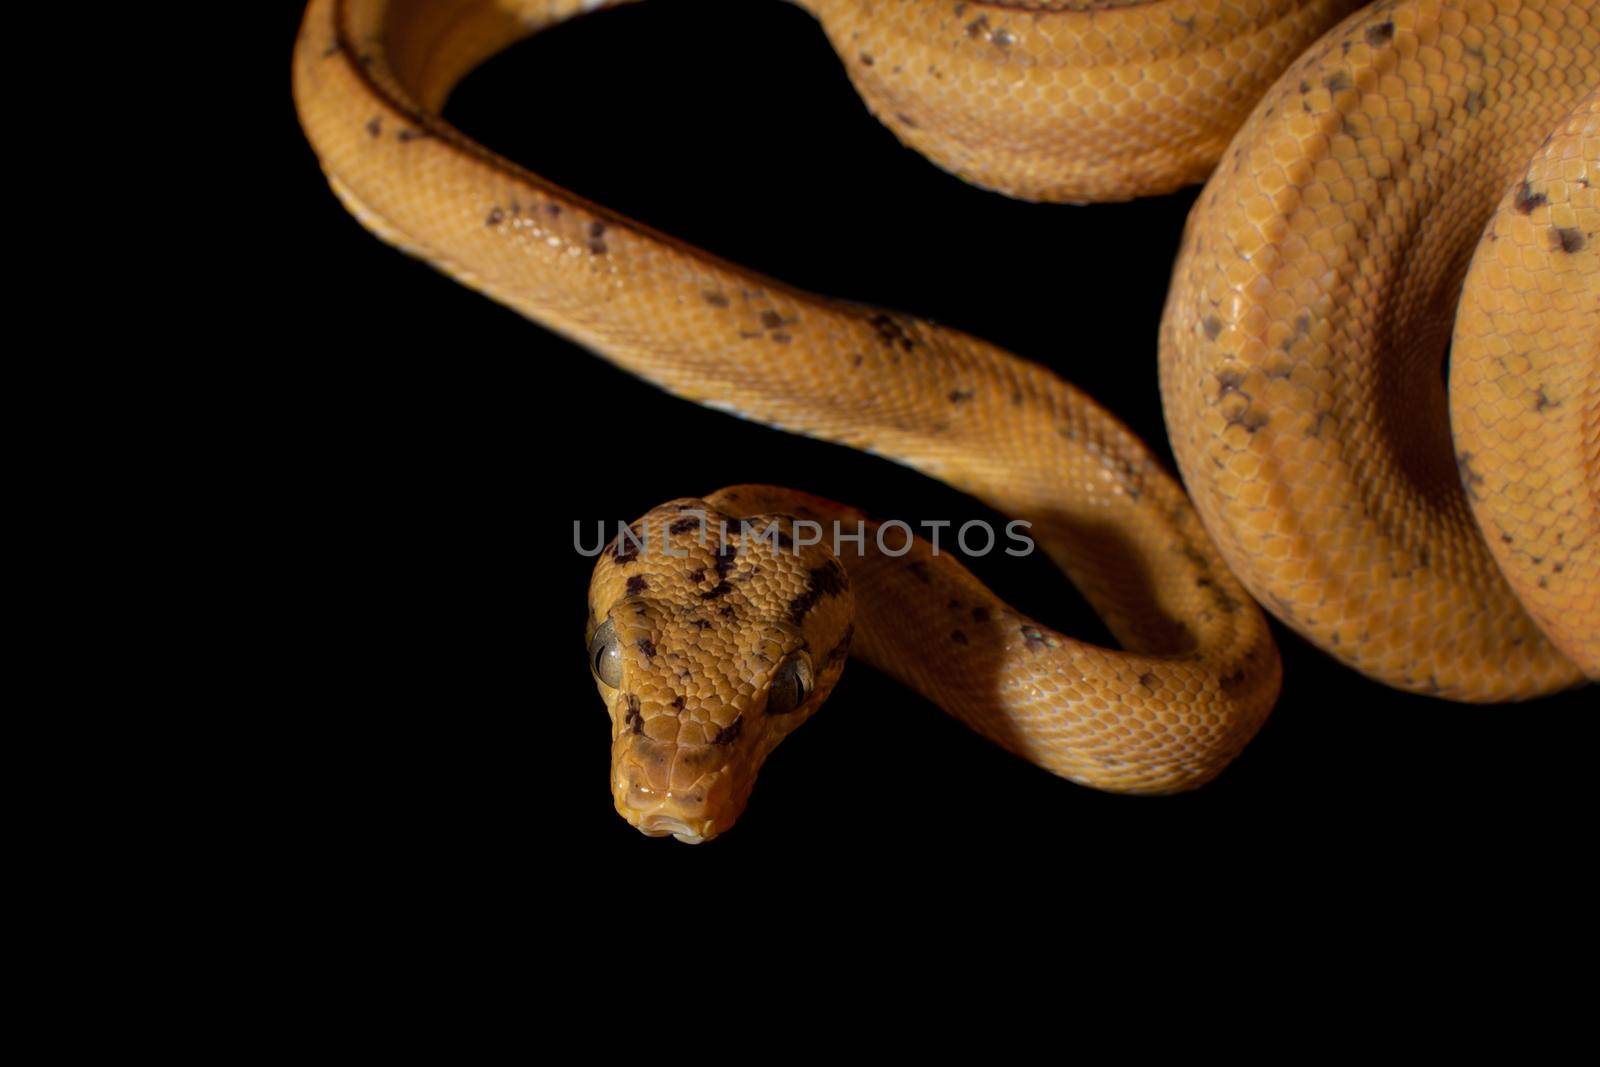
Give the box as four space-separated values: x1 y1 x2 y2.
293 0 1597 843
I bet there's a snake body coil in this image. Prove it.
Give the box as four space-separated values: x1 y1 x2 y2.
294 0 1597 842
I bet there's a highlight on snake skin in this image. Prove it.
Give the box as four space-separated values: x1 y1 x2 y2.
294 0 1597 843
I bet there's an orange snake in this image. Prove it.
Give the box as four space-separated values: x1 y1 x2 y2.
293 0 1597 842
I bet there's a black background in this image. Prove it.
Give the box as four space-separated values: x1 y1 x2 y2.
278 0 1592 878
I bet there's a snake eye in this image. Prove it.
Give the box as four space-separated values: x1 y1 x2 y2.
589 619 623 688
766 652 814 715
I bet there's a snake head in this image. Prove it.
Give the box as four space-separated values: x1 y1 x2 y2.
587 497 854 843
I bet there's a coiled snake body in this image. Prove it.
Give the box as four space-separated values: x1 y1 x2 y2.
294 0 1597 842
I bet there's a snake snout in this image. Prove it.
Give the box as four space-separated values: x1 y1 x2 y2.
613 738 748 844
638 814 703 842
618 782 720 845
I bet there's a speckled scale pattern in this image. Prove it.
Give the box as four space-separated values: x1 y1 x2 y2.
588 494 854 840
1159 0 1597 699
1450 88 1600 677
293 0 1284 840
295 0 1595 841
804 0 1368 201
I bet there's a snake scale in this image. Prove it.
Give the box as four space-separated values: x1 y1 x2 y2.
293 0 1597 842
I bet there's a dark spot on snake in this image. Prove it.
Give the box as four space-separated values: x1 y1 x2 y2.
1105 454 1144 499
546 203 562 216
1323 72 1351 92
1138 672 1157 691
365 117 381 137
395 127 428 142
1464 89 1484 115
671 696 686 710
715 542 739 579
948 389 975 404
624 695 643 735
1299 80 1311 94
1553 228 1585 253
669 517 701 536
711 716 743 745
1226 407 1270 434
869 312 916 352
1534 387 1558 412
971 606 990 623
611 531 640 564
1203 316 1223 340
637 638 657 659
761 310 784 330
703 291 730 308
907 561 931 584
966 15 989 38
860 52 875 65
787 563 847 624
1020 626 1052 649
701 581 734 600
625 576 648 597
1456 451 1484 500
485 207 504 226
588 221 608 254
692 619 711 631
718 605 736 618
1514 183 1547 213
687 568 705 583
1216 369 1246 397
951 630 969 645
895 113 919 128
1365 21 1394 46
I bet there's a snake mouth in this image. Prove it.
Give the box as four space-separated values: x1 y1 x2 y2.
637 814 706 844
